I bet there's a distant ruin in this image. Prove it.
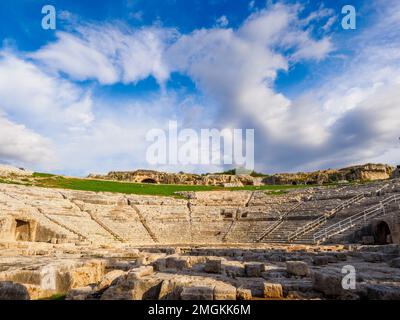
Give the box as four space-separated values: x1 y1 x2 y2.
88 163 394 187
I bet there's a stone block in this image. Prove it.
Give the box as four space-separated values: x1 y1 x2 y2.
165 255 189 270
237 288 252 300
263 282 283 299
0 281 30 300
181 285 214 300
158 279 181 300
213 283 237 300
204 258 223 274
127 266 154 280
313 255 335 266
245 263 265 277
286 261 309 277
312 270 346 297
66 286 94 300
97 270 125 291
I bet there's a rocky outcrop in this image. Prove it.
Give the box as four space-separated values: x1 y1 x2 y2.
0 165 32 178
89 164 394 187
263 163 394 185
88 170 262 187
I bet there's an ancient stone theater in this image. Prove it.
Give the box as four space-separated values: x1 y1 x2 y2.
0 164 399 300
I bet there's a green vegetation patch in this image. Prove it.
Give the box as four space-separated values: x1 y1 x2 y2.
2 172 320 197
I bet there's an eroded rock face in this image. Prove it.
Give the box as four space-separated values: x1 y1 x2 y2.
88 170 260 187
263 283 283 299
312 270 346 297
263 163 394 185
0 165 32 178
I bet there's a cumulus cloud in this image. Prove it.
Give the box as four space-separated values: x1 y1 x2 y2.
0 115 55 166
31 24 175 86
0 51 94 130
1 1 399 175
163 2 399 172
165 3 333 143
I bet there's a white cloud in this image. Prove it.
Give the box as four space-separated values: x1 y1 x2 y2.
0 115 55 166
323 16 337 31
31 24 175 86
31 32 118 84
215 15 229 28
0 51 94 130
166 3 332 142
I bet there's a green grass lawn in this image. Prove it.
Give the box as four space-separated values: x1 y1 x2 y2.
1 172 319 197
1 170 379 201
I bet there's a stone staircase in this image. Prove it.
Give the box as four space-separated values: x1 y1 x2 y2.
288 183 393 244
287 193 366 243
225 220 274 243
258 220 305 244
314 194 400 244
128 201 159 243
256 202 302 242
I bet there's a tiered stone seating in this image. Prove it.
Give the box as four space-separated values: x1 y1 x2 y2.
135 204 191 243
225 220 275 243
79 203 154 243
0 186 79 242
0 180 398 245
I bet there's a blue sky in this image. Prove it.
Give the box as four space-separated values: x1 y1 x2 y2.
0 0 399 176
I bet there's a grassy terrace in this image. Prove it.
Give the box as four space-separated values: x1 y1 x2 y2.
0 172 317 197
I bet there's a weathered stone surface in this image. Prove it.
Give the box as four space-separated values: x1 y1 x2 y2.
100 275 161 300
362 236 375 245
286 261 309 277
158 279 181 300
126 266 154 280
362 253 384 263
204 258 223 274
0 281 30 300
97 270 125 291
237 288 252 300
224 261 245 278
181 286 214 300
263 282 283 299
0 165 32 178
390 258 400 268
245 263 266 277
66 286 95 300
365 284 400 300
313 256 335 266
312 271 346 297
213 283 237 300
